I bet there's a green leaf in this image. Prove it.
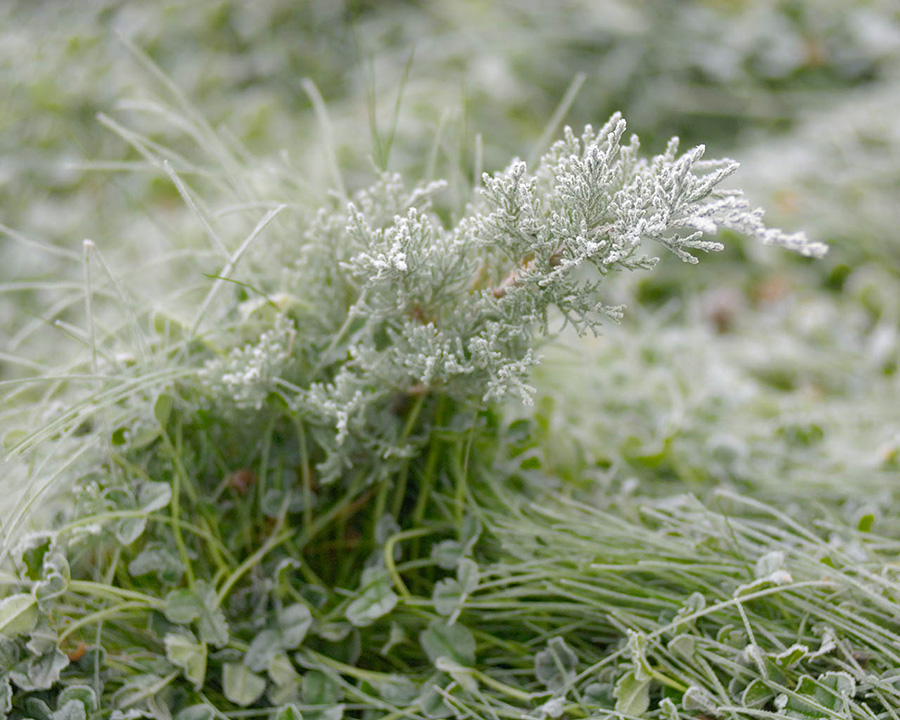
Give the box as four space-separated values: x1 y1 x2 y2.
25 697 52 720
682 686 717 714
154 393 174 429
301 671 345 719
858 514 874 532
420 620 476 668
379 621 408 656
716 625 747 649
432 579 462 617
431 517 481 570
194 581 229 647
417 678 454 719
375 514 401 547
0 674 11 716
672 592 705 632
584 682 614 706
613 670 650 716
127 426 162 450
110 673 169 709
345 568 397 627
433 559 480 618
535 637 578 693
784 672 855 719
742 679 775 708
667 634 696 659
223 663 267 707
165 583 228 646
128 544 185 584
659 697 679 720
138 482 172 513
261 488 308 517
115 517 147 546
456 559 479 595
269 654 300 687
625 630 653 681
57 686 98 715
279 604 312 648
431 540 465 571
774 643 809 668
52 700 86 720
434 657 477 693
275 559 302 588
536 697 565 718
163 589 202 624
0 594 38 637
245 629 282 672
302 670 341 706
316 623 351 642
175 704 216 720
35 552 70 607
745 644 788 685
16 534 53 580
165 632 207 689
268 654 302 705
275 705 304 720
26 617 57 657
0 637 20 668
372 675 418 705
10 648 69 691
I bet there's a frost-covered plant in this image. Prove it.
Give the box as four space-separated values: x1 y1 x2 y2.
0 108 830 720
215 113 824 484
201 315 298 411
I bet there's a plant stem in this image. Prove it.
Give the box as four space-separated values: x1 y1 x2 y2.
57 601 148 645
411 397 447 528
385 526 445 599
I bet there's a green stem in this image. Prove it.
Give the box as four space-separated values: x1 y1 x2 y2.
257 414 277 516
453 424 475 526
162 429 196 588
118 672 179 709
216 525 293 607
372 479 389 531
469 668 535 703
303 649 394 683
373 709 421 720
651 669 690 693
390 466 409 520
57 601 148 645
194 515 237 572
295 470 366 552
377 391 428 524
384 526 445 599
411 398 447 527
295 417 314 530
68 580 166 607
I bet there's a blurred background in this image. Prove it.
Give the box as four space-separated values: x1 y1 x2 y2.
2 0 900 513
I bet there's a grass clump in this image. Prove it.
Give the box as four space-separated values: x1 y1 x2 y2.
3 93 896 720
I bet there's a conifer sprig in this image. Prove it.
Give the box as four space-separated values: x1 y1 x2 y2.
204 113 824 484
